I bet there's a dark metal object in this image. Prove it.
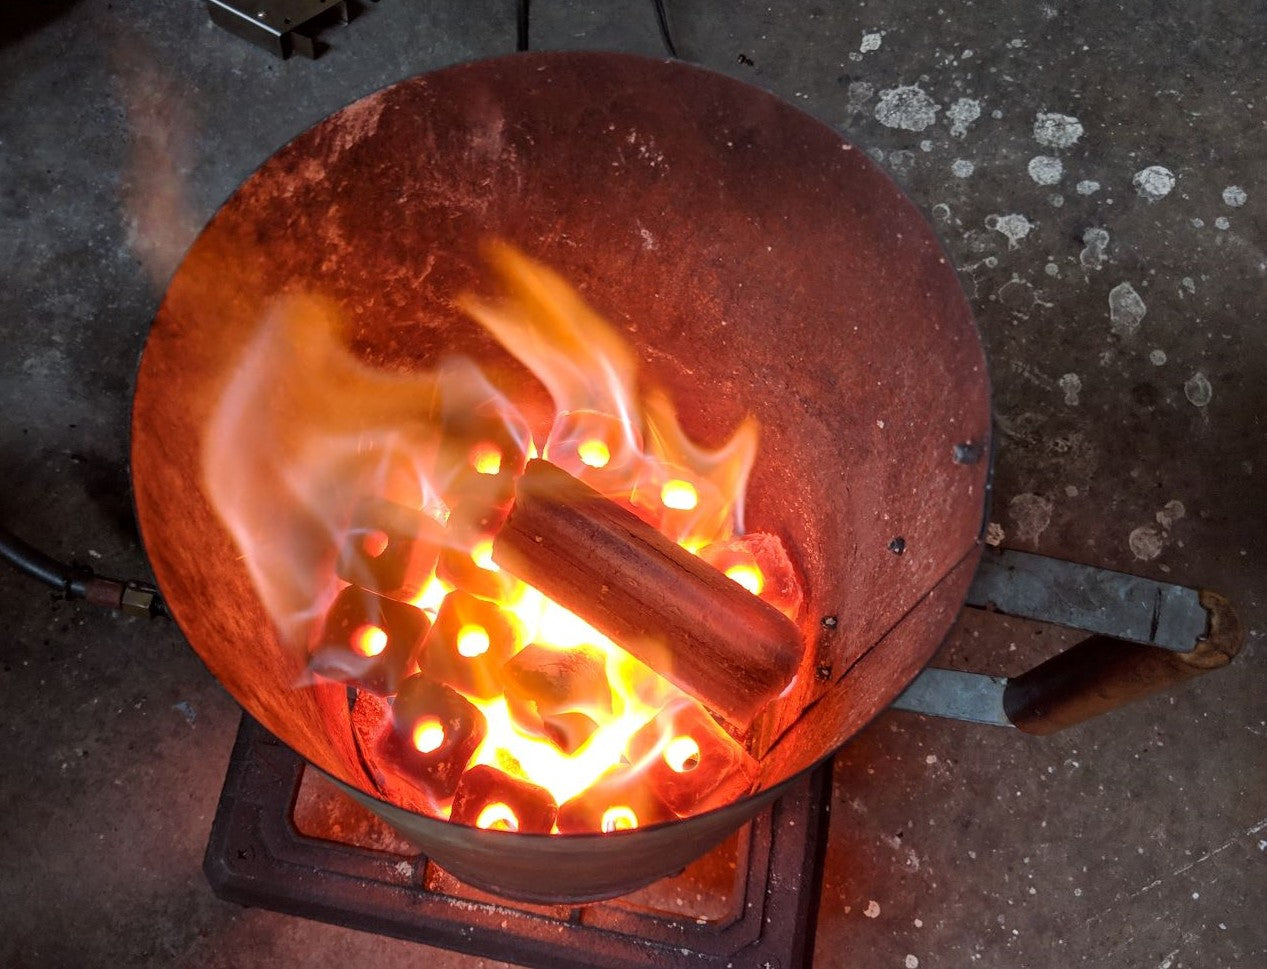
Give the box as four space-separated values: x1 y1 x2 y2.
965 549 1208 652
207 715 831 969
0 524 168 618
891 551 1243 733
205 0 351 59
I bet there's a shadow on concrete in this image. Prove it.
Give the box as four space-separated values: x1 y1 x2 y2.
0 1 83 51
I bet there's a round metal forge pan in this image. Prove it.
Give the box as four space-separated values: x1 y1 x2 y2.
132 51 991 902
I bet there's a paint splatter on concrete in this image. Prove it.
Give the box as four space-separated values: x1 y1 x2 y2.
947 98 982 138
905 957 920 969
1149 348 1168 366
1080 227 1109 270
986 522 1005 546
1033 112 1084 148
1108 282 1146 337
1028 155 1063 185
1045 262 1060 277
1184 371 1213 407
1222 185 1247 207
1076 180 1101 195
920 139 933 152
860 32 883 53
987 213 1034 248
1133 165 1176 201
1059 372 1082 406
1049 193 1065 207
1215 216 1231 230
1008 493 1053 545
1156 500 1186 529
864 900 882 918
875 85 940 131
1129 524 1166 561
845 81 875 117
952 158 975 178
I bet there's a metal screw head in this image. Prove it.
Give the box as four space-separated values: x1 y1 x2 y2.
888 536 907 555
953 442 983 464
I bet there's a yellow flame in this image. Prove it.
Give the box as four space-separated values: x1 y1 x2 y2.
475 802 519 831
660 479 699 511
412 717 445 753
601 806 639 832
724 564 764 595
457 623 491 658
577 438 612 469
472 539 498 572
470 442 502 475
663 735 701 773
409 573 452 615
352 624 388 658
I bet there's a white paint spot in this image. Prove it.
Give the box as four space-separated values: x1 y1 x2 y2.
874 85 940 131
1133 165 1176 201
1156 500 1186 529
1130 525 1165 560
905 957 920 969
1191 217 1206 228
860 32 883 53
986 213 1034 248
1049 193 1065 207
925 754 938 765
1184 371 1213 407
1222 185 1247 207
952 158 975 178
864 900 882 918
1108 282 1147 337
1045 262 1060 277
1181 277 1196 294
1149 348 1168 366
932 202 952 222
1059 372 1082 406
914 918 924 928
1080 227 1109 270
947 98 982 138
1008 493 1053 545
1033 112 1084 148
1028 155 1063 185
1075 180 1101 195
1065 484 1079 498
920 139 933 152
1215 216 1231 230
985 522 1005 547
639 226 657 250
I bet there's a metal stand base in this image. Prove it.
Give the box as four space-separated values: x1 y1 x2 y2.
205 715 832 969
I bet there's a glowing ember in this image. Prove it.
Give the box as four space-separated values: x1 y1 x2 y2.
725 563 764 595
660 479 698 511
456 623 491 658
361 529 390 558
412 717 446 753
577 439 611 469
471 539 498 572
600 806 639 832
475 801 519 831
470 442 502 475
352 624 388 657
663 735 701 773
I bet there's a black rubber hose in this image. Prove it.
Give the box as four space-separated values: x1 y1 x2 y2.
0 524 83 596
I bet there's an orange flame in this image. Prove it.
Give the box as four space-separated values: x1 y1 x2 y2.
204 243 783 831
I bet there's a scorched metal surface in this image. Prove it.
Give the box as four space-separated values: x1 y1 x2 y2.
131 51 991 901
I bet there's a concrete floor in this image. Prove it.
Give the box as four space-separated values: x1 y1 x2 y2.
1 1 1263 967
